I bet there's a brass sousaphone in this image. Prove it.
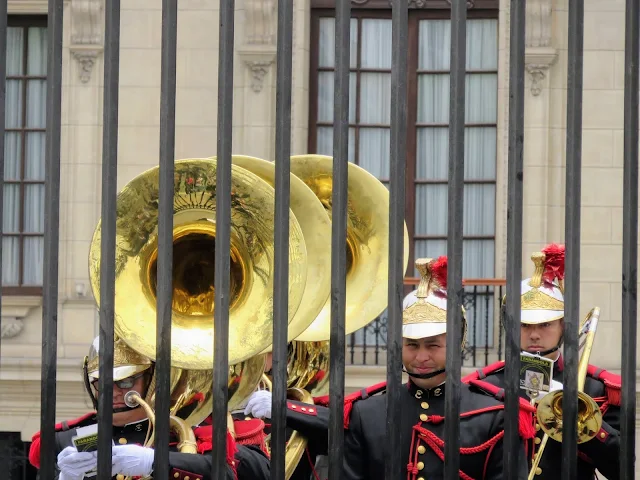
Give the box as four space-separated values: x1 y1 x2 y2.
88 158 328 451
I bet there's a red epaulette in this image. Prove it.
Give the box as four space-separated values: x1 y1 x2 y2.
232 418 269 457
467 379 536 440
344 381 387 429
192 425 239 478
29 411 96 469
587 365 621 406
461 360 505 384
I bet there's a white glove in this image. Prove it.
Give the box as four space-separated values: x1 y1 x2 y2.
244 390 272 419
58 471 83 480
111 444 155 477
57 446 97 479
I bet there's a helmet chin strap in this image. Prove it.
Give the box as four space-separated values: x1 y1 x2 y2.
522 334 563 358
402 366 446 380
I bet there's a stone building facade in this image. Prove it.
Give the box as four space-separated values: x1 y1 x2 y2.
0 0 637 476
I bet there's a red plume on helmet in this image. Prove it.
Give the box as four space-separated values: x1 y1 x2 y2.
431 256 448 291
541 243 565 284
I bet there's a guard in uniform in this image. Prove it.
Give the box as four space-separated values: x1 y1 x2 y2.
28 336 270 480
462 244 621 480
342 256 533 480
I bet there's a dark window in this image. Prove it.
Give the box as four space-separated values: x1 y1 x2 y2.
4 16 47 295
309 2 499 348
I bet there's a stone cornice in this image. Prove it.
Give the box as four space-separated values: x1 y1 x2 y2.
524 0 557 96
70 0 104 84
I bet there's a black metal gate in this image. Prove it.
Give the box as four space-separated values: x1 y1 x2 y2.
0 0 637 479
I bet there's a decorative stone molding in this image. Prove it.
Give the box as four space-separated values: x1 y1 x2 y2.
524 0 557 96
70 0 104 84
0 296 42 339
239 0 277 93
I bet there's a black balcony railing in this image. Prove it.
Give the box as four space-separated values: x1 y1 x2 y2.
347 280 506 368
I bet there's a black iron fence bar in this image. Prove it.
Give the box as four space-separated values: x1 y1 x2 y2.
385 0 408 476
483 286 490 366
562 0 585 477
444 0 467 476
38 1 64 478
154 0 179 478
328 0 351 476
271 0 295 475
212 0 236 476
620 0 639 477
0 0 6 367
503 0 526 476
96 0 121 477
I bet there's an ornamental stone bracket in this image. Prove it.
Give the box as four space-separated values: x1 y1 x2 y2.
524 0 557 96
237 46 277 93
0 296 42 339
525 47 558 96
70 0 104 84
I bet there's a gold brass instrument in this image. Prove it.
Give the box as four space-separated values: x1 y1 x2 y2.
528 307 603 480
88 158 312 368
288 154 411 341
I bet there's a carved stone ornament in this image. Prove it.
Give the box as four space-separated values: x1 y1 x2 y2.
70 0 104 83
239 0 277 93
1 317 24 339
246 60 272 93
524 0 556 96
0 296 42 339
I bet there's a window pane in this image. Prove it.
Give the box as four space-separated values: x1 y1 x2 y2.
5 132 22 181
24 184 45 233
3 237 19 285
359 73 391 124
23 236 44 285
6 80 23 128
6 27 23 76
27 27 47 76
26 79 46 128
25 132 46 180
318 17 358 69
418 19 498 71
358 128 389 178
463 239 494 278
418 20 450 71
360 19 392 69
417 74 449 124
3 185 20 233
414 184 447 236
465 127 496 180
467 20 497 70
316 126 356 163
416 127 448 180
466 74 497 123
317 72 356 124
464 184 495 235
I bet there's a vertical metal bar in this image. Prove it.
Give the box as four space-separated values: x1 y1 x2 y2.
271 0 294 476
38 0 64 478
503 0 526 477
154 0 178 477
620 0 639 476
484 287 489 365
385 0 407 476
0 0 7 366
328 0 350 475
444 1 466 477
213 0 235 477
562 1 584 478
96 0 121 477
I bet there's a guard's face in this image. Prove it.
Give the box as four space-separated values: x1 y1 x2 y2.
402 333 447 375
520 319 564 356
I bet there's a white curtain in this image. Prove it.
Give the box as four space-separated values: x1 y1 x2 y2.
316 17 498 349
4 25 46 287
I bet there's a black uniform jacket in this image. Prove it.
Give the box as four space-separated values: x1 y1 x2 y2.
28 411 270 480
462 355 622 480
232 397 329 480
342 380 531 480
